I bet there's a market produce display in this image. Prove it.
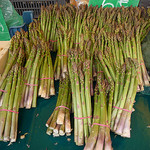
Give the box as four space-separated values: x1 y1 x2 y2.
0 3 150 150
40 4 150 148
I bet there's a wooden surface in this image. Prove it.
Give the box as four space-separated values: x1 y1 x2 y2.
0 41 10 75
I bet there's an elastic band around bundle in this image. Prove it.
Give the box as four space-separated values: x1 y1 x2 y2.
74 116 92 120
0 109 19 114
25 83 38 86
57 55 68 57
113 106 132 113
140 63 144 65
55 106 70 111
92 123 110 128
97 71 104 74
0 89 7 93
50 40 57 43
75 43 80 44
39 78 54 80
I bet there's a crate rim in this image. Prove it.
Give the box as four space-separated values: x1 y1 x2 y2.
10 0 57 1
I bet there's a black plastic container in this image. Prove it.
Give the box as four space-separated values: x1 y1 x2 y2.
139 0 150 7
10 0 66 18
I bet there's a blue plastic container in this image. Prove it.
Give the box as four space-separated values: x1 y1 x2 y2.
9 11 33 37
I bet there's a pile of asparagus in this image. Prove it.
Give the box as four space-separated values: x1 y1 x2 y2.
0 3 150 147
46 77 72 137
0 22 56 141
40 5 150 89
40 4 150 149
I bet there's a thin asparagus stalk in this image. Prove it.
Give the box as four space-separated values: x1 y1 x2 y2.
65 91 72 134
59 123 65 136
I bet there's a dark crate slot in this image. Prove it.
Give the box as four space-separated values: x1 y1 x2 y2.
10 0 66 18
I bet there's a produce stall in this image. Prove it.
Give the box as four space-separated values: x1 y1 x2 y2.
0 1 150 150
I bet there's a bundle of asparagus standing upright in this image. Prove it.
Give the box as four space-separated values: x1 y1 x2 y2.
0 65 24 142
111 59 138 138
20 26 44 109
38 38 55 99
67 38 95 145
20 22 55 108
0 30 25 142
46 76 72 137
95 27 139 139
84 81 113 150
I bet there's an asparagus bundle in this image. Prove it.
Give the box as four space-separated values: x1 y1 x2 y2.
68 40 95 145
20 43 43 109
95 29 140 138
46 77 72 137
40 4 58 48
84 80 113 150
111 59 138 138
0 64 24 142
54 28 74 80
38 40 55 99
0 30 25 87
54 6 76 80
20 24 55 107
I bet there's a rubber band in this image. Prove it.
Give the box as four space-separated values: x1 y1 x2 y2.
113 106 132 113
39 78 54 80
74 116 92 120
0 109 19 114
97 71 104 74
140 63 144 65
55 106 70 111
25 83 38 86
75 43 80 44
86 66 90 70
92 123 110 128
57 55 68 57
0 89 7 93
50 40 57 43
